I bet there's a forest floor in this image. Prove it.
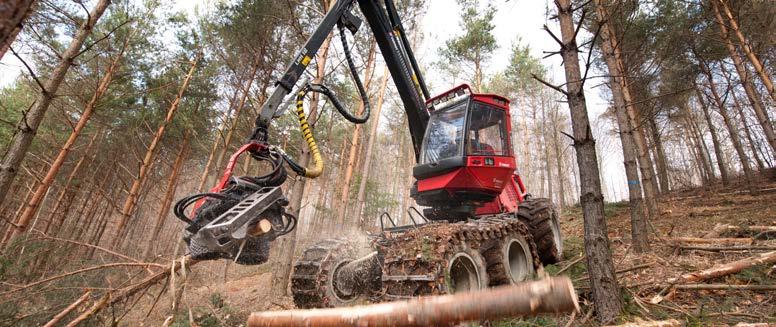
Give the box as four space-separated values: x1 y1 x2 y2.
134 175 776 327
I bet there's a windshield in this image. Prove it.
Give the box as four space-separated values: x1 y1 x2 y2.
466 102 509 156
421 101 467 163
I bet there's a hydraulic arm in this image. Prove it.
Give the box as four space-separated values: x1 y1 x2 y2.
174 0 433 264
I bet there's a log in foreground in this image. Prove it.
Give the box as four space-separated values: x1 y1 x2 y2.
248 277 578 327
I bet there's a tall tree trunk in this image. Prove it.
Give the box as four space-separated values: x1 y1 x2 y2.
710 0 776 154
210 61 261 183
551 109 566 209
717 0 775 101
594 0 650 253
555 0 622 322
701 64 756 194
335 41 376 227
647 117 670 193
730 88 766 171
43 130 101 234
0 0 37 60
142 135 188 260
196 87 241 192
113 57 198 246
270 13 333 297
2 34 129 248
356 65 389 224
695 86 729 185
0 0 110 208
683 103 714 184
540 95 554 202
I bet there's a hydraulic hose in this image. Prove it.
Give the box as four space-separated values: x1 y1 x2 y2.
335 22 370 124
294 87 324 178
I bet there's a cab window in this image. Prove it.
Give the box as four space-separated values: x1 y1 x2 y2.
466 102 508 156
421 101 467 163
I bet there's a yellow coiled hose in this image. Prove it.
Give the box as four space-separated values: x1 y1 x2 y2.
295 88 323 178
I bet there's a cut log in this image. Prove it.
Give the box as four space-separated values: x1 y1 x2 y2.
605 319 681 327
247 277 578 327
675 283 776 291
704 224 776 238
679 245 776 252
668 237 753 245
676 251 776 283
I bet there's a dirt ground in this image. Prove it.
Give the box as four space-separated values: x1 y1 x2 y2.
132 176 776 326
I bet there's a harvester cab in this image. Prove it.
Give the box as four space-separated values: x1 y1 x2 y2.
412 84 526 220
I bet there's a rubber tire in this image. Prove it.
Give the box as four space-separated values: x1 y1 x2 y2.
483 233 537 286
517 198 563 265
442 243 489 294
291 239 365 308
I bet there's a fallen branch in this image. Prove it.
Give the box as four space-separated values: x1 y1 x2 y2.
668 237 753 245
674 283 776 291
1 262 165 296
651 251 776 303
556 254 585 274
65 292 110 327
247 277 579 327
34 231 143 263
605 319 681 327
574 263 652 283
42 291 91 327
108 256 198 307
678 245 776 252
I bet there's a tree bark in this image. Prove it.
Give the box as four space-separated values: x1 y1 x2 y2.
593 0 650 253
249 277 578 327
710 0 776 154
335 41 376 227
672 251 776 284
0 0 36 60
695 86 729 185
3 34 129 248
0 0 110 209
555 0 622 322
114 57 198 246
270 8 333 297
717 0 775 101
355 65 389 224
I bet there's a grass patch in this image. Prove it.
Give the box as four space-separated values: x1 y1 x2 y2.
494 316 557 326
604 200 629 217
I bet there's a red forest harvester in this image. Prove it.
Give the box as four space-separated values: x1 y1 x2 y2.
172 0 563 307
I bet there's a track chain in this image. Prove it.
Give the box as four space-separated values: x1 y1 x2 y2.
377 215 540 300
291 238 353 308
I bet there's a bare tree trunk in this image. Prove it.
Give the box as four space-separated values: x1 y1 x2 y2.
717 0 775 101
0 0 110 208
695 86 729 185
211 61 261 183
711 0 776 154
0 0 36 60
335 41 376 227
551 110 566 209
554 0 622 322
114 57 198 246
682 103 714 184
196 87 240 192
701 63 756 194
142 136 188 260
2 34 129 248
647 117 669 192
593 0 650 253
270 12 333 297
42 130 101 234
730 88 766 171
356 65 389 224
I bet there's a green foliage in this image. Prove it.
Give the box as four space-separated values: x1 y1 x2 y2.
438 0 497 90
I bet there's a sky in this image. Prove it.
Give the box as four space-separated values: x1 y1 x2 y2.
0 0 627 200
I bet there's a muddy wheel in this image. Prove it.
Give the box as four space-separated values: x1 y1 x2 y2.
517 198 563 265
484 233 537 286
291 239 364 308
442 244 489 294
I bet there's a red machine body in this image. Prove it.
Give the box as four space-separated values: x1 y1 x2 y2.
411 84 527 220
